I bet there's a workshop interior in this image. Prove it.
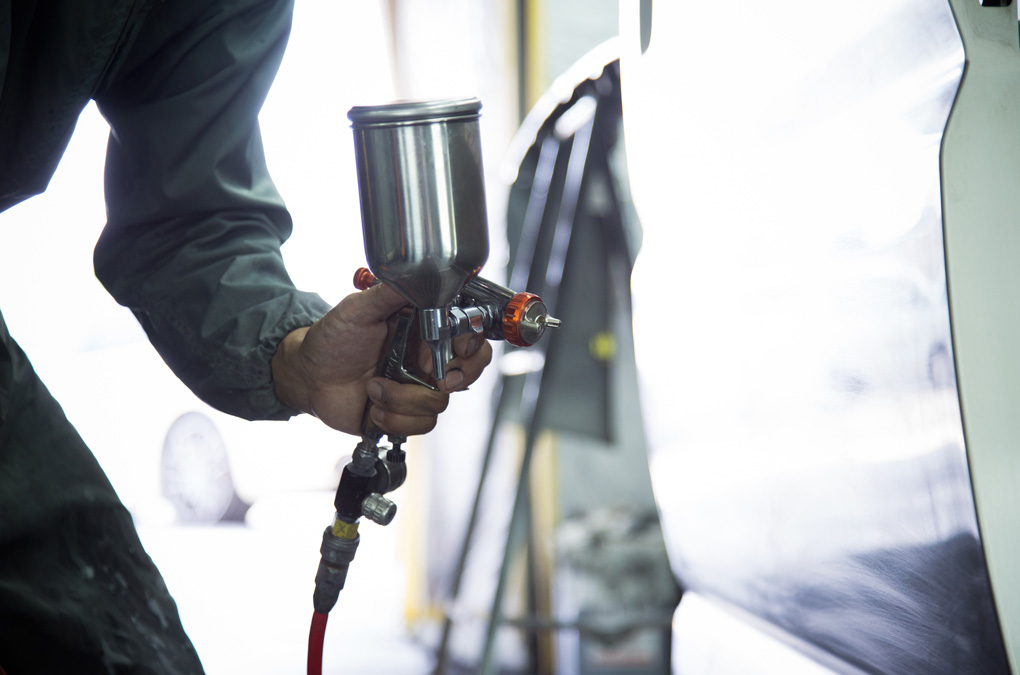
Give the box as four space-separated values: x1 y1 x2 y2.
2 0 1020 673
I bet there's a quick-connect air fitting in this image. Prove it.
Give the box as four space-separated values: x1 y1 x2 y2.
312 518 360 614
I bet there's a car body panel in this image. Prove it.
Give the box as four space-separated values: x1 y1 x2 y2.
620 0 1016 672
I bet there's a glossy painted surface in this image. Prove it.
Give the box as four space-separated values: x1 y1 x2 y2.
941 0 1020 668
620 0 1012 673
671 592 864 675
349 98 489 310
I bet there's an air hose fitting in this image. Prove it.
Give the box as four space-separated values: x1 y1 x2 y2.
312 517 360 615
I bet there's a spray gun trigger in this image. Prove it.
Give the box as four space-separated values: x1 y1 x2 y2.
379 308 440 390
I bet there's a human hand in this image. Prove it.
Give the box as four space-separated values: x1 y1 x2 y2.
271 283 493 437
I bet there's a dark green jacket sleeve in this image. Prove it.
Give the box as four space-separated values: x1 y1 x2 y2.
93 0 331 421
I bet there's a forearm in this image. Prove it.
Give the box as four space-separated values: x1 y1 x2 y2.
95 210 331 419
93 0 324 420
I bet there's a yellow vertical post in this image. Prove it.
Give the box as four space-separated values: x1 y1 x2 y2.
529 430 559 672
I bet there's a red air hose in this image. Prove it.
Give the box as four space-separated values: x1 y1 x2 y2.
307 610 328 675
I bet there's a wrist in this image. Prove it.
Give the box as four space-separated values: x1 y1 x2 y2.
271 325 314 414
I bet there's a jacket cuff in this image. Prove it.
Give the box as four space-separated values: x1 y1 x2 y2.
250 291 331 420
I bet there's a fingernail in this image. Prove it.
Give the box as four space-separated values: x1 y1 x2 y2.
443 370 465 390
367 380 383 401
466 336 482 357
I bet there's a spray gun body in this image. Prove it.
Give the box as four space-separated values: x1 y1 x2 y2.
354 267 560 354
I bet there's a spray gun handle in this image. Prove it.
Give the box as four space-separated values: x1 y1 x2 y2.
358 306 438 443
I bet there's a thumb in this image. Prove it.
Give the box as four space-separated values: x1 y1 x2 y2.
339 282 410 325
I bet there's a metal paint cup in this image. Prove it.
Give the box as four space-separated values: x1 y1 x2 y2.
348 98 490 311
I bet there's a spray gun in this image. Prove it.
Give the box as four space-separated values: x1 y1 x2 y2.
307 98 559 673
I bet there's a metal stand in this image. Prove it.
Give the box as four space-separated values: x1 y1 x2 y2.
434 56 650 675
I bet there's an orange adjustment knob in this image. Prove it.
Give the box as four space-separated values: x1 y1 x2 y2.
503 292 548 347
353 267 377 290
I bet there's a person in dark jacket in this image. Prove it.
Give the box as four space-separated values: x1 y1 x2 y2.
0 1 492 672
